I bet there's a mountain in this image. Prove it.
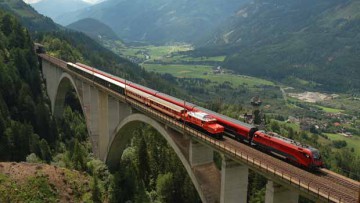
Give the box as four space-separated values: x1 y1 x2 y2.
0 0 58 32
197 0 360 92
67 18 120 41
30 0 90 20
55 0 250 44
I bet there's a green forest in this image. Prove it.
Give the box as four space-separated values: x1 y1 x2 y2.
0 10 56 162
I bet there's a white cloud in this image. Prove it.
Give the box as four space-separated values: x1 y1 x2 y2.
23 0 105 4
23 0 42 3
82 0 105 4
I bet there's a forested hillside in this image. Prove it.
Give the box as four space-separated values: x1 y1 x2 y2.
197 0 360 92
0 2 200 202
0 0 57 32
0 9 56 161
37 30 188 99
67 18 120 41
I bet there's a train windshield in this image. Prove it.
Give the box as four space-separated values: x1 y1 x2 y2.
311 149 321 160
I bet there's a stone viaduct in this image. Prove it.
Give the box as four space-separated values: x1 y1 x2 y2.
39 53 358 203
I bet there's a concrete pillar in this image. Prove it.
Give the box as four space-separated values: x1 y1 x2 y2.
75 79 83 101
98 91 109 160
89 86 99 157
108 97 120 142
43 60 61 115
118 102 132 123
189 140 213 166
220 156 248 203
265 181 299 203
82 82 91 125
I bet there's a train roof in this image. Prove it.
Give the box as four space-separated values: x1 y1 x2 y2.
155 92 197 109
259 131 309 149
126 86 186 113
188 111 216 122
126 85 153 98
132 83 158 94
148 96 186 113
196 106 255 129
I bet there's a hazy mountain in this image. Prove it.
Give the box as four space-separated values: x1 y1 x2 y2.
0 0 58 32
67 18 120 41
31 0 90 20
55 0 250 44
197 0 360 92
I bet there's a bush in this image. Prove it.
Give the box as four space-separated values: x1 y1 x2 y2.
332 140 347 149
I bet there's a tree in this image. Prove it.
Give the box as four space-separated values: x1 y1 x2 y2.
72 138 86 170
156 173 175 203
1 14 13 36
332 140 347 149
137 136 150 187
270 121 280 133
253 109 262 125
26 153 42 163
39 139 51 163
92 176 102 203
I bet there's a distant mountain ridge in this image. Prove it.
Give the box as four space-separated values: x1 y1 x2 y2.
31 0 90 20
55 0 250 44
197 0 360 92
67 18 120 41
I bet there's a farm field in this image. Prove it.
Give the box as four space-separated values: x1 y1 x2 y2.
313 105 344 113
325 133 360 155
143 63 275 87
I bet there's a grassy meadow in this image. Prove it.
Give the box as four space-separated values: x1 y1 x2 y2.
325 133 360 155
143 63 275 87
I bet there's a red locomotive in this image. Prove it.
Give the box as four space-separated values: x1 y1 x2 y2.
67 62 323 170
252 131 323 169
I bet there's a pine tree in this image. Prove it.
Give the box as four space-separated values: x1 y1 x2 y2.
39 139 51 163
92 176 102 203
137 136 150 187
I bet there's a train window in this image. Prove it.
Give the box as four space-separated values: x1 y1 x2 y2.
303 153 310 158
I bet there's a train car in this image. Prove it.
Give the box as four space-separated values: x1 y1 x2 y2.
125 85 223 136
186 111 224 138
252 131 324 169
67 62 125 95
195 107 257 142
125 85 187 120
34 43 46 54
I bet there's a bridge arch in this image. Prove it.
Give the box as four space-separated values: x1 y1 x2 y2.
106 113 206 201
52 72 83 118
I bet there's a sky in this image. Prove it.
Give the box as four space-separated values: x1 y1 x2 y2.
23 0 104 4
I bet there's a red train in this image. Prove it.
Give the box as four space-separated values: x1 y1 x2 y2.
66 62 323 170
67 62 224 139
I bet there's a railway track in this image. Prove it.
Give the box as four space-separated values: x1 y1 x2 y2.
223 138 359 203
320 169 360 192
